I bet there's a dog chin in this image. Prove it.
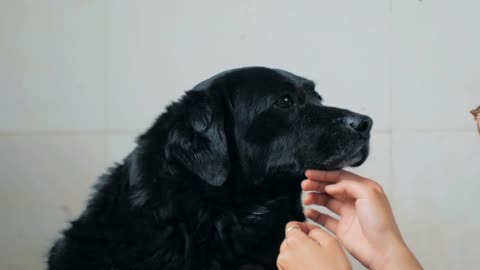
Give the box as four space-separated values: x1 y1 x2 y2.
320 145 369 171
343 145 369 168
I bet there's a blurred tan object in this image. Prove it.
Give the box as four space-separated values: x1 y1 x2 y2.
471 106 480 134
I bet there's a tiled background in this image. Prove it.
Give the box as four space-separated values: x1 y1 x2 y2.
1 1 479 269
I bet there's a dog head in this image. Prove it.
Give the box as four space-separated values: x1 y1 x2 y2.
145 67 372 188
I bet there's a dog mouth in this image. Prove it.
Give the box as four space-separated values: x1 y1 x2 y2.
347 145 369 167
320 143 370 171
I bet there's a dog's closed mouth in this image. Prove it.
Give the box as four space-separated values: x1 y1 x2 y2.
349 145 369 167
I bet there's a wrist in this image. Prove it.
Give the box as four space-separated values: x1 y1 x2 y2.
371 239 423 270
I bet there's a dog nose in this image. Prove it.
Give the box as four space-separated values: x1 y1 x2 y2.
343 114 373 135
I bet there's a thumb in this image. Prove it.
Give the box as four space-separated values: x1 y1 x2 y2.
285 226 310 246
325 179 372 201
285 221 319 235
308 228 336 246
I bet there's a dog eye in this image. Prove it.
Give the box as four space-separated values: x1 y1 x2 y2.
275 95 294 108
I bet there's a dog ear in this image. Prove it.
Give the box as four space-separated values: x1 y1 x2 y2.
166 91 230 186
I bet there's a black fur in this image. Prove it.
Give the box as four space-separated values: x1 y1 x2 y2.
48 67 372 270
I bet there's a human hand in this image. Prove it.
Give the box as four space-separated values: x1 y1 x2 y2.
302 170 423 270
277 221 352 270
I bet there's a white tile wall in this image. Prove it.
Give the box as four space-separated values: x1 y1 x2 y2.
391 131 480 269
0 135 109 270
0 1 109 132
1 1 479 269
392 0 480 130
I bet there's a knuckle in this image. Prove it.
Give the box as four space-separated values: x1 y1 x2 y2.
285 221 298 229
288 235 300 244
309 228 322 237
371 181 384 193
276 255 288 269
276 258 282 269
285 221 293 228
324 235 338 246
279 240 287 251
365 179 384 193
365 187 379 197
309 228 327 242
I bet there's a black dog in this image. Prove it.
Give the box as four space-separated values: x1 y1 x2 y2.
48 67 372 270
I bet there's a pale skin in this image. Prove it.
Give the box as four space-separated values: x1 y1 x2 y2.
276 170 423 270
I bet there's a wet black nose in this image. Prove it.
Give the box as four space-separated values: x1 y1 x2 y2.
343 114 373 135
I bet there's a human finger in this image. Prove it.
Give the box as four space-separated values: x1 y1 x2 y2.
305 170 343 183
306 170 370 186
325 178 381 201
303 192 329 206
308 227 337 246
279 239 287 253
304 208 339 233
285 221 320 235
285 225 310 246
303 193 343 215
301 179 328 192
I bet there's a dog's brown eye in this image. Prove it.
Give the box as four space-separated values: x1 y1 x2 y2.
275 95 294 108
